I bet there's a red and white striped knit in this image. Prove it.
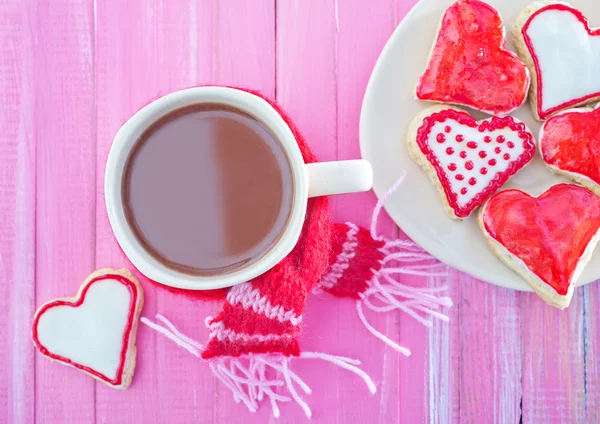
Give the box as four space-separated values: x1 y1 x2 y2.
201 88 331 360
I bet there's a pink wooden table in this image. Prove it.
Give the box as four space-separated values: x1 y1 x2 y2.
2 0 599 422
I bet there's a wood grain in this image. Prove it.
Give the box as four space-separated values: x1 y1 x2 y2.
521 290 585 423
95 1 161 422
583 284 600 423
427 271 460 424
0 1 36 422
336 0 406 422
456 275 522 423
4 0 600 423
276 1 346 421
33 0 96 422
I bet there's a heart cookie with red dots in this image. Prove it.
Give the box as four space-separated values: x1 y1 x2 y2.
416 0 530 115
407 105 536 219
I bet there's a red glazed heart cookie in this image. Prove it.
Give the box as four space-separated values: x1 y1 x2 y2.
514 2 600 120
32 269 144 389
416 0 530 115
480 184 600 309
407 105 536 219
540 104 600 195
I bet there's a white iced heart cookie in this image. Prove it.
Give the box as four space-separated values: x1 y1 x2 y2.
513 1 600 120
32 269 144 389
407 105 536 219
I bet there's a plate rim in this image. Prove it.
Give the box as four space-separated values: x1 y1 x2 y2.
359 0 599 292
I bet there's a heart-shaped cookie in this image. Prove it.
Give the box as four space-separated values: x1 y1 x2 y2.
540 104 600 195
408 105 536 219
416 0 530 115
480 184 600 309
32 269 144 389
514 2 600 120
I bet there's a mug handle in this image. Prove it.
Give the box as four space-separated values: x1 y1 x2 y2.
305 160 373 198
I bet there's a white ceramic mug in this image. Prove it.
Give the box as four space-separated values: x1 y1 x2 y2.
105 87 372 290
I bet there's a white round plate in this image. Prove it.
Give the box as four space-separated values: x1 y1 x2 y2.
360 0 600 291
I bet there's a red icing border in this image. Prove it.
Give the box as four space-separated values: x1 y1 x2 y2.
416 109 536 218
32 273 139 386
522 4 600 120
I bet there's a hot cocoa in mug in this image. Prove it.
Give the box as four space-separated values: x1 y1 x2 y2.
105 87 372 290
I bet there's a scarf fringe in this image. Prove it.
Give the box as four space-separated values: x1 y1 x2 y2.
210 352 376 419
141 314 204 357
141 315 376 419
350 239 453 357
355 172 453 356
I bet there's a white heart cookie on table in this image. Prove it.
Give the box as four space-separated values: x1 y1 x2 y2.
32 269 144 389
513 1 600 120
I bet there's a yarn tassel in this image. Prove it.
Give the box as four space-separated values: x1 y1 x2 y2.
317 173 453 355
142 315 376 419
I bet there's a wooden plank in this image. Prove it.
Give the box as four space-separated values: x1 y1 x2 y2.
426 271 460 424
33 0 96 422
212 0 275 96
425 277 522 424
396 0 417 22
521 290 585 423
426 273 523 424
0 1 36 422
95 1 215 422
275 0 341 421
95 1 156 420
209 1 276 422
583 284 600 423
276 0 336 162
336 0 403 422
456 275 522 423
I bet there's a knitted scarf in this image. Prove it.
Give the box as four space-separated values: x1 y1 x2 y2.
139 89 452 418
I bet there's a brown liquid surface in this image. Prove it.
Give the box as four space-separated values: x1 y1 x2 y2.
122 103 293 276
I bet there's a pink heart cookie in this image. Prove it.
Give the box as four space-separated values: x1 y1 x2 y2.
407 105 536 219
514 2 600 120
32 269 144 389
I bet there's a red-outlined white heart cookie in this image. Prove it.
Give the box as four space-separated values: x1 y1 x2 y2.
540 103 600 195
407 105 536 219
514 2 600 120
480 184 600 309
416 0 530 115
32 269 144 389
